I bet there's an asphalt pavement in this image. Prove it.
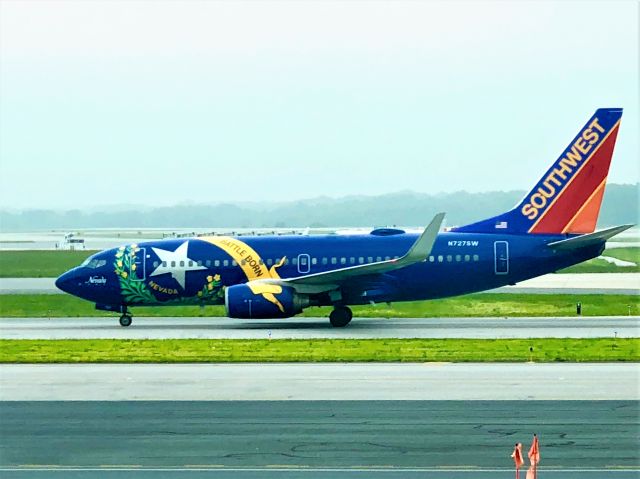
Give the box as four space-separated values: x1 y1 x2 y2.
1 316 637 339
0 401 637 478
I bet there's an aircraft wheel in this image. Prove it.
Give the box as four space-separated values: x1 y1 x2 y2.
119 314 132 327
329 306 352 327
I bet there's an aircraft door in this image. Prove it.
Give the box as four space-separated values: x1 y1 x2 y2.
494 241 509 275
129 247 146 281
297 254 311 274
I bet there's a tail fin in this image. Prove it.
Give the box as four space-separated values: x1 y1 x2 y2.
453 108 623 235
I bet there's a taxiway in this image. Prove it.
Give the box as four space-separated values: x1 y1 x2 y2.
1 316 637 339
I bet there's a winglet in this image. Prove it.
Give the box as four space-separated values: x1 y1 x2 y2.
398 212 446 265
252 213 446 292
547 224 634 250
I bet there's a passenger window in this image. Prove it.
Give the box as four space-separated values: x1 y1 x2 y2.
385 256 391 261
455 255 461 262
473 254 479 262
213 260 218 267
428 256 434 262
232 260 237 266
376 256 382 262
358 257 364 264
340 257 346 265
179 261 185 267
285 258 290 265
464 255 470 262
267 258 273 266
322 257 328 265
197 260 202 266
300 256 307 265
171 261 176 267
223 260 229 267
367 256 373 263
162 261 167 267
437 255 443 263
331 257 337 265
446 255 452 262
311 258 317 265
350 257 355 265
153 261 159 268
292 258 298 265
188 261 193 267
259 259 264 265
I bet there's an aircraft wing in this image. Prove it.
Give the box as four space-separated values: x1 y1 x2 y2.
546 224 634 251
250 213 445 294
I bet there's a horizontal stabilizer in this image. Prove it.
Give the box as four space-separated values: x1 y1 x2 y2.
546 224 634 251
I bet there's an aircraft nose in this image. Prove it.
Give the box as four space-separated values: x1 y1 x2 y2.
55 269 77 294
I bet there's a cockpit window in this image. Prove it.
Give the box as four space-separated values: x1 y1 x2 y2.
84 259 106 269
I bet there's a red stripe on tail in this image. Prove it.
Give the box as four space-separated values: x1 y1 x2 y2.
529 124 619 234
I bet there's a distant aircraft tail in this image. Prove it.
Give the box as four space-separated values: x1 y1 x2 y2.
453 108 623 235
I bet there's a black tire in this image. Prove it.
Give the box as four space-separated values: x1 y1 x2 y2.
119 314 132 327
329 306 352 327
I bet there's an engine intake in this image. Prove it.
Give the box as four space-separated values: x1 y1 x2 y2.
225 284 309 319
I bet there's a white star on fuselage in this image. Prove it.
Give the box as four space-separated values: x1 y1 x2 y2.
149 241 206 290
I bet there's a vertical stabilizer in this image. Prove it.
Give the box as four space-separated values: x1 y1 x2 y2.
453 108 623 235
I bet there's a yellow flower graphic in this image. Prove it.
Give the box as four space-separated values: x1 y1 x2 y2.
131 264 137 271
117 261 123 268
213 274 220 281
207 275 213 282
122 272 128 278
207 283 213 291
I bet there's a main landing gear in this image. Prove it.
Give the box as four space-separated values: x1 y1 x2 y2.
119 307 132 327
329 306 352 327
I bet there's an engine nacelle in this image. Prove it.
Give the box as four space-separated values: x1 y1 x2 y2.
225 284 309 319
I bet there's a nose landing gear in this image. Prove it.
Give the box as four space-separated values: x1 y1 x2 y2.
119 307 132 327
329 306 352 327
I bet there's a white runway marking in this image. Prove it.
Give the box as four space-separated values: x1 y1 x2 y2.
1 467 637 472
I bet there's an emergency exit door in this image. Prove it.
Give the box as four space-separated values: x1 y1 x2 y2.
494 241 509 275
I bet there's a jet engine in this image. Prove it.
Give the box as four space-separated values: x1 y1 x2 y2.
225 284 310 319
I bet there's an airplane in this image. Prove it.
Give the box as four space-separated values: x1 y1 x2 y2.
56 107 632 327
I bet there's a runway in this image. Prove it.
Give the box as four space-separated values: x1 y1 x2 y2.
0 401 637 478
1 316 638 339
2 272 638 295
1 363 637 400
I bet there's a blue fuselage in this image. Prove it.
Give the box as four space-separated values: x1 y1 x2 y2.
56 230 602 311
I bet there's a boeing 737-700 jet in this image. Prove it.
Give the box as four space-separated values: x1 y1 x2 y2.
56 108 632 327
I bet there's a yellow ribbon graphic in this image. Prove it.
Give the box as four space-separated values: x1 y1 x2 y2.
199 236 287 312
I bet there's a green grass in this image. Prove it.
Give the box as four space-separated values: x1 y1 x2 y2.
1 293 637 318
604 247 640 263
0 338 636 363
0 250 98 277
558 246 639 273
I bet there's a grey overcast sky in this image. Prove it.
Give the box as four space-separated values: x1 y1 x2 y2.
0 0 638 210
